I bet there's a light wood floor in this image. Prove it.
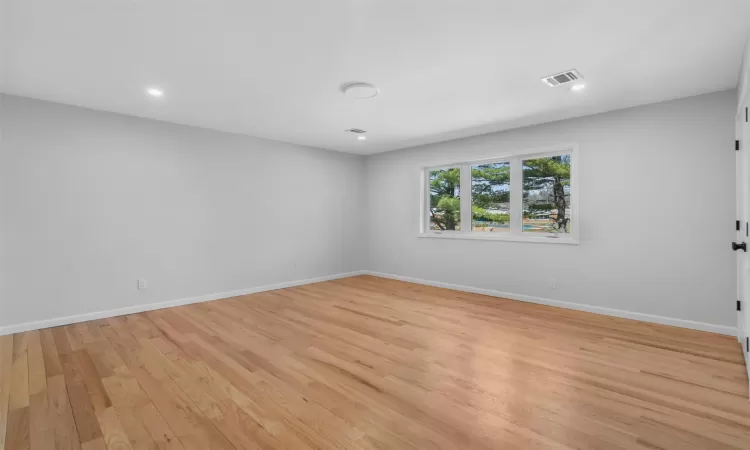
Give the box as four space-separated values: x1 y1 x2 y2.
1 275 750 450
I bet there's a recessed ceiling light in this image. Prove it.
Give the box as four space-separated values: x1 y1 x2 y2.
147 87 164 97
358 136 367 141
571 84 586 92
342 83 379 99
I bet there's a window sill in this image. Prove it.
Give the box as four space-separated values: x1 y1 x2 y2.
417 232 579 245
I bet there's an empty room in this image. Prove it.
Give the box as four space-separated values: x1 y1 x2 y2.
2 1 750 449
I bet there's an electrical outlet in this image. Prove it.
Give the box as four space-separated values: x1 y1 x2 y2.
137 278 148 290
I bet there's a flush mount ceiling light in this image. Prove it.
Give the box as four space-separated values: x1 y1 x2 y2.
342 83 379 99
358 136 367 141
571 84 586 92
146 87 164 97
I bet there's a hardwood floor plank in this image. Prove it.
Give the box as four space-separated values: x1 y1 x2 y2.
9 335 29 412
39 329 62 378
51 327 73 356
60 352 103 443
26 330 54 450
4 407 29 450
128 366 235 450
136 336 273 450
25 332 46 398
3 276 750 449
0 335 14 450
95 407 134 450
102 326 234 450
81 437 108 450
100 374 163 450
138 403 185 450
48 374 82 450
72 350 112 411
87 322 185 450
29 391 54 450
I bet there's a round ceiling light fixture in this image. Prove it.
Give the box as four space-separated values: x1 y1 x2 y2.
147 87 164 97
342 83 379 99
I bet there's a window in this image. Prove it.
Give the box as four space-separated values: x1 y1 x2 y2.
522 155 572 234
429 167 461 231
472 162 510 232
421 146 577 243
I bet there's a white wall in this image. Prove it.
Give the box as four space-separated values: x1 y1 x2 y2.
0 95 366 330
1 91 739 335
366 90 737 330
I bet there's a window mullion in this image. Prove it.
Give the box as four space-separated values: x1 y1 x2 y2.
510 156 523 235
422 168 430 233
460 163 472 232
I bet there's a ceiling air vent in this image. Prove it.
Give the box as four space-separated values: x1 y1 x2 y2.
345 128 367 134
541 69 583 87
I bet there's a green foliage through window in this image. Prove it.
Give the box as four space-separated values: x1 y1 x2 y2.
429 168 461 230
471 162 510 232
425 151 573 237
522 155 571 233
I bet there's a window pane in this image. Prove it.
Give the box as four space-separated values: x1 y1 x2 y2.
522 154 572 234
471 162 510 232
429 167 461 231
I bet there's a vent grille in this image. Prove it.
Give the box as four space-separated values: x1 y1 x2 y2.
345 128 367 134
542 69 583 87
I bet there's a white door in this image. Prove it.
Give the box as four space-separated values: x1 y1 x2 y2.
738 101 750 379
739 106 747 340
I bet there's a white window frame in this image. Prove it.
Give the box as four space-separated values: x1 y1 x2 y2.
419 144 579 244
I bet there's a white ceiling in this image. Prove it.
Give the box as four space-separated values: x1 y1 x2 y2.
2 0 749 155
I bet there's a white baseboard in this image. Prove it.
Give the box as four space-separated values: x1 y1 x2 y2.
364 271 738 336
2 269 738 338
0 271 366 336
